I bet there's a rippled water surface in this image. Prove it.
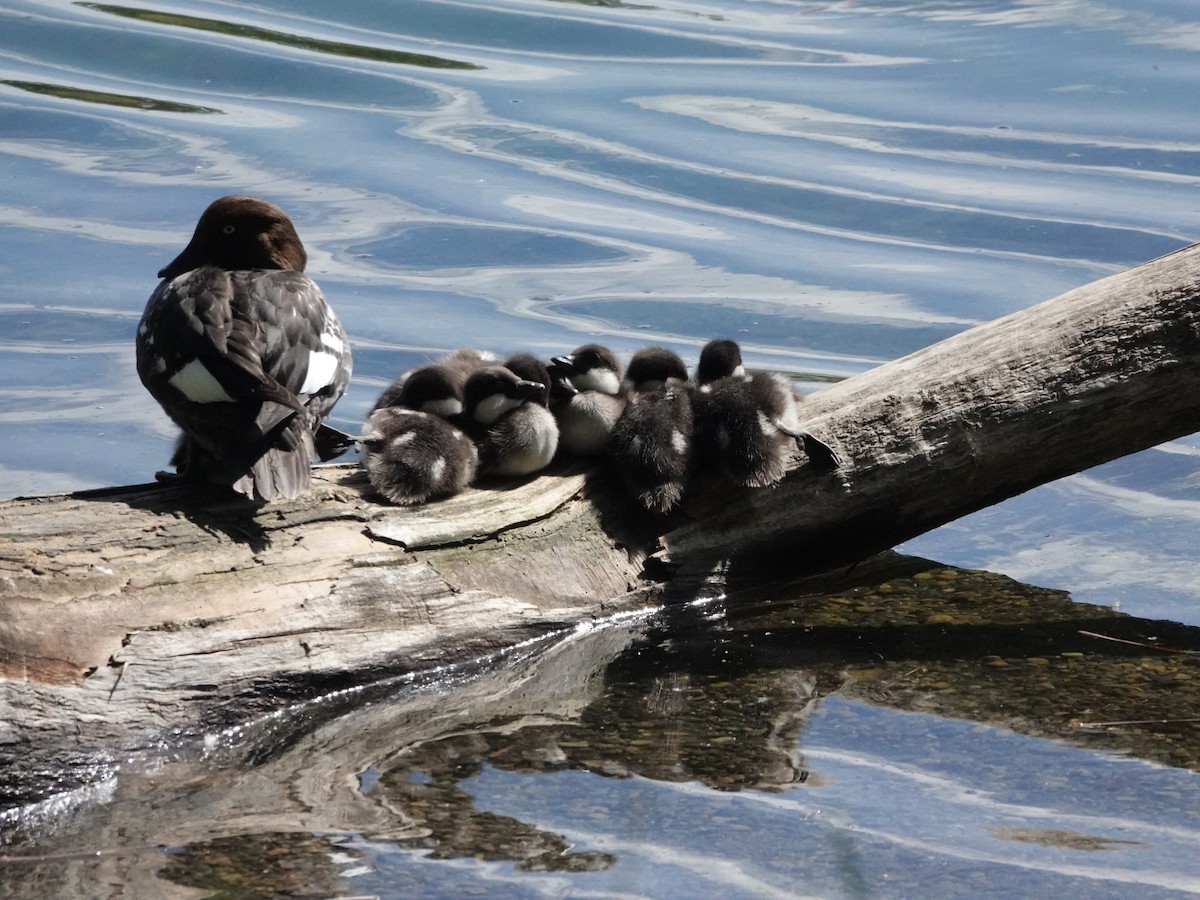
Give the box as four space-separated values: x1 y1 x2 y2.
4 0 1200 895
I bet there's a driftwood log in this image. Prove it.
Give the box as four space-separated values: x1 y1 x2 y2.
3 241 1200 807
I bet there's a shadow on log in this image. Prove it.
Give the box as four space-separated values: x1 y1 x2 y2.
3 243 1200 812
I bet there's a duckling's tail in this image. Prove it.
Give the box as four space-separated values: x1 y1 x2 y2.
795 431 841 472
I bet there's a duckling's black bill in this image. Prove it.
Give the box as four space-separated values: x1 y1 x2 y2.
509 378 546 400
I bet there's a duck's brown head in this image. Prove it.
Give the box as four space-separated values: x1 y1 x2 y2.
157 195 307 280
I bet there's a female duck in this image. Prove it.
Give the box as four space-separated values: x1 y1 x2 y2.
135 195 352 502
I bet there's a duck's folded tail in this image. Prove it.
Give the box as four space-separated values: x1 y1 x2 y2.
237 421 317 502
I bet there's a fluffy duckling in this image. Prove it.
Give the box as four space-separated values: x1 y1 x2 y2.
693 338 839 487
464 365 559 477
549 344 626 456
136 195 353 502
361 406 478 505
372 346 493 419
608 347 693 514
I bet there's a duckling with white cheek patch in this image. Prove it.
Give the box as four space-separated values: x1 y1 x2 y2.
609 347 693 514
464 365 559 477
136 195 353 502
372 346 493 419
549 344 626 456
361 406 478 505
693 338 839 488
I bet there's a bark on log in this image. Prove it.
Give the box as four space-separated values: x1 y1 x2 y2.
3 242 1200 806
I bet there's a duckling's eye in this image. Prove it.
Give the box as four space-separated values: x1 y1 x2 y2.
222 224 236 235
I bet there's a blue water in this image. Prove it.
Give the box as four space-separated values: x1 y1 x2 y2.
4 0 1200 895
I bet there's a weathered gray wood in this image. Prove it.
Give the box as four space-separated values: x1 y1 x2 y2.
0 464 657 805
3 242 1200 806
663 240 1200 572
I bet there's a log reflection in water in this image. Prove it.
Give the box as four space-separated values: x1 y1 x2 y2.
5 554 1200 896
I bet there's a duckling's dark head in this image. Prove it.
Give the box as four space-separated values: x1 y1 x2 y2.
552 344 622 394
465 365 546 424
625 346 688 392
696 339 744 385
501 353 552 407
158 195 307 280
548 366 579 401
397 365 466 418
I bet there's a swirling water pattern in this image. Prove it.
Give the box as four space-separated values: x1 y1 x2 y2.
5 1 1200 892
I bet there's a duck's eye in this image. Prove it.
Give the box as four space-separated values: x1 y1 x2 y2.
222 224 236 235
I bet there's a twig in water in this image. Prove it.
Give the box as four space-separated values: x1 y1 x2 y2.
1077 630 1200 656
1075 717 1200 732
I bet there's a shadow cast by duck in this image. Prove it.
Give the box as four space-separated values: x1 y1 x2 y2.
73 478 272 552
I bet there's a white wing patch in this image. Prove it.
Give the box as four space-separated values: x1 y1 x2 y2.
299 350 340 395
320 331 345 354
757 410 778 437
528 407 559 464
168 359 236 403
429 456 447 482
